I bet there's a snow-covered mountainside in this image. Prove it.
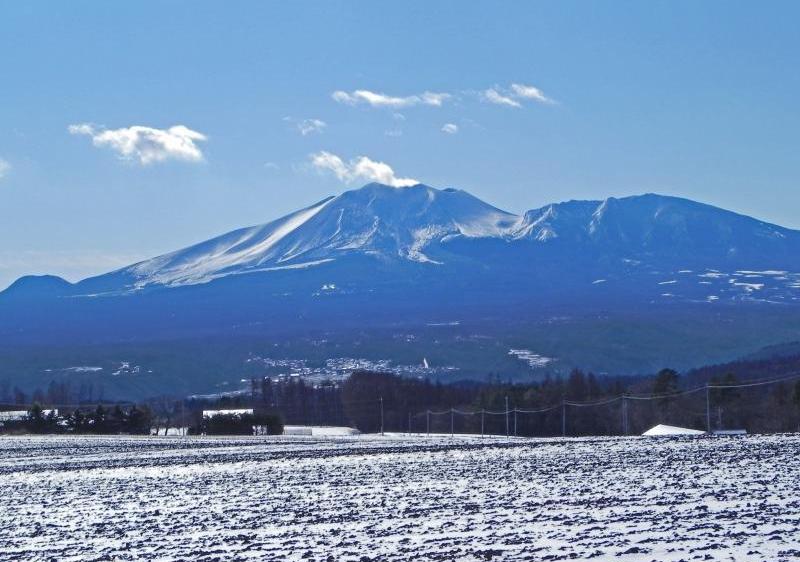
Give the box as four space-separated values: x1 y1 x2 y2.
117 183 518 288
516 193 798 263
62 183 800 292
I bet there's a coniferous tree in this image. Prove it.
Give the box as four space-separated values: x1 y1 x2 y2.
91 405 107 433
27 403 46 433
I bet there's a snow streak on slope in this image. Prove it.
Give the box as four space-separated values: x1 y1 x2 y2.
128 196 336 287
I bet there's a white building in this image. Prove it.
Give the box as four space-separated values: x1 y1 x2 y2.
0 409 58 422
642 424 705 436
202 409 254 418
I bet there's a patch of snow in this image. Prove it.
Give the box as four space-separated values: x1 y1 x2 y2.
508 349 554 369
731 280 764 292
61 366 103 373
283 425 360 436
737 270 787 276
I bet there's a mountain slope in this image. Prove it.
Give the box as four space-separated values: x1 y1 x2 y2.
515 193 800 267
91 183 519 291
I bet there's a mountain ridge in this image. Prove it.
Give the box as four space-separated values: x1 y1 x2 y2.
5 183 798 296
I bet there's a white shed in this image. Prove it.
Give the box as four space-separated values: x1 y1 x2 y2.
642 424 705 436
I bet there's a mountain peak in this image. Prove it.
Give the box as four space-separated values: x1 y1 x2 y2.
2 275 72 298
358 181 426 190
514 192 798 267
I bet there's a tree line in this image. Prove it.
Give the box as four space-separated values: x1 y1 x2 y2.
4 352 800 436
230 366 800 435
1 404 153 434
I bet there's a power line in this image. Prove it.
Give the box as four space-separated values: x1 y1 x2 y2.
707 372 800 389
407 371 800 437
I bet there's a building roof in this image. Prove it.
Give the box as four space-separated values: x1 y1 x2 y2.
642 424 705 436
202 409 254 418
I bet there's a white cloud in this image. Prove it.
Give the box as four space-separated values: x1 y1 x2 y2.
481 88 522 108
419 92 450 107
67 123 94 136
68 123 207 165
311 151 418 187
441 123 459 134
510 83 555 104
0 158 10 179
264 162 279 170
311 151 349 181
332 89 451 109
296 118 327 136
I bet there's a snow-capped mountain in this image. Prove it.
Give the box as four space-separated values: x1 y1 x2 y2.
37 183 800 294
104 183 519 289
515 193 798 264
4 182 800 393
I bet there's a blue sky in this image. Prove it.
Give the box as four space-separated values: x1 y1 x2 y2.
1 1 799 288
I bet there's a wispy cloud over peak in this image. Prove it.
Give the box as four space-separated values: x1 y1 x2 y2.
311 151 418 187
510 83 556 104
481 83 556 107
332 84 554 112
69 123 207 165
0 158 10 180
296 118 327 136
332 89 451 109
481 88 522 108
419 92 451 107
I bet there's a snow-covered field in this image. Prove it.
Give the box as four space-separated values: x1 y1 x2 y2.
1 434 799 561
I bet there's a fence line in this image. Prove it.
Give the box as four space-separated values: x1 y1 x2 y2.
5 371 800 437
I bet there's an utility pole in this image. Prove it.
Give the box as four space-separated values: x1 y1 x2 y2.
450 408 454 437
481 409 485 438
426 409 430 436
514 408 517 437
379 396 384 436
505 396 510 438
408 412 412 435
561 400 566 438
621 395 628 436
705 385 711 433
